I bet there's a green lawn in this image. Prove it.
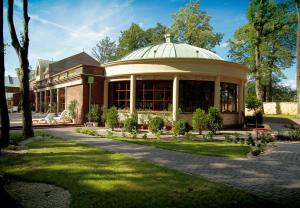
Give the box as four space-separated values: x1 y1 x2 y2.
112 137 250 158
0 135 277 208
264 114 298 119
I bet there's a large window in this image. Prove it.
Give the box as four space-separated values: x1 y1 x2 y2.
179 80 214 112
108 81 130 109
220 83 238 113
136 80 172 111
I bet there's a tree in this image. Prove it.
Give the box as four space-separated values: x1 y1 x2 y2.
116 23 148 58
7 0 34 138
296 0 300 116
229 1 296 102
145 23 168 44
0 0 10 151
170 0 223 50
92 36 117 63
192 108 207 135
247 0 276 101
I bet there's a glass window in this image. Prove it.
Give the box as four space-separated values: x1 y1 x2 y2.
179 80 214 112
108 81 130 109
220 83 238 113
136 80 172 111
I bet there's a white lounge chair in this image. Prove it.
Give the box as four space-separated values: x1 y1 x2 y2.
53 110 69 123
37 113 55 124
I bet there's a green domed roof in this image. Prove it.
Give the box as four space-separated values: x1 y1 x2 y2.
121 43 223 61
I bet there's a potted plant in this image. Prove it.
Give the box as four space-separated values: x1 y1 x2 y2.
87 104 101 127
68 99 78 124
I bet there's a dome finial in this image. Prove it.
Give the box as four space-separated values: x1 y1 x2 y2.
164 34 171 43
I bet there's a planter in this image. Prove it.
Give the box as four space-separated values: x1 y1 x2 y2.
72 119 76 124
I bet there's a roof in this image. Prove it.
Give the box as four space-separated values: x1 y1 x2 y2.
5 76 19 87
120 43 224 61
49 52 100 73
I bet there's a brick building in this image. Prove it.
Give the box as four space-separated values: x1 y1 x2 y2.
31 52 104 123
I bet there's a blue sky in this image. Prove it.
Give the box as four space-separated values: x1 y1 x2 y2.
3 0 296 88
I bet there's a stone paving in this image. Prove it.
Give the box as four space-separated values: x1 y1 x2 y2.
41 128 300 207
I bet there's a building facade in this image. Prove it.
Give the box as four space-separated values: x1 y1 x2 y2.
31 39 247 126
31 52 104 123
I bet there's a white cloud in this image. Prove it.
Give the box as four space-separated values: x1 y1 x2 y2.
4 0 135 75
282 79 296 90
219 42 228 48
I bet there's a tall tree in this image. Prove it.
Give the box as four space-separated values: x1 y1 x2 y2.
92 36 117 63
170 0 223 50
229 0 295 102
145 23 168 44
247 0 275 102
116 23 148 58
295 0 300 116
7 0 34 138
0 0 10 151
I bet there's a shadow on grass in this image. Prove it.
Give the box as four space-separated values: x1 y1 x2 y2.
0 136 280 208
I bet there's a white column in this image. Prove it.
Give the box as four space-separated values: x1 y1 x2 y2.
239 80 245 124
130 75 136 115
50 89 53 108
65 87 67 111
103 79 108 107
44 91 47 111
39 91 42 112
172 75 179 121
35 92 38 112
56 88 60 112
214 75 220 109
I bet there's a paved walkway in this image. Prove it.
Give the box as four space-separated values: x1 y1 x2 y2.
41 128 300 207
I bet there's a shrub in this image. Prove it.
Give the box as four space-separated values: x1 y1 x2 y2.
225 135 233 143
87 104 101 123
68 99 79 120
245 96 263 127
207 107 223 134
149 117 164 133
124 116 138 133
247 133 255 146
251 149 261 156
192 108 207 135
9 132 24 145
106 106 119 130
173 119 189 136
185 132 194 141
75 128 98 136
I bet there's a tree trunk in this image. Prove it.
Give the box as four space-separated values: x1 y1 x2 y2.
0 0 10 151
254 31 264 102
7 0 33 138
296 6 300 117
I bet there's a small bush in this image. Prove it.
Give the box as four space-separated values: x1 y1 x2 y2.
75 128 98 136
7 144 17 150
149 117 164 134
225 135 233 143
207 107 223 134
192 108 207 135
185 132 195 141
247 133 255 146
68 99 79 120
142 134 147 140
87 104 101 123
173 119 190 136
106 106 119 130
124 116 138 133
251 149 261 156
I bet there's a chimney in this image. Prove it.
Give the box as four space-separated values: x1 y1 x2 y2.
164 34 171 43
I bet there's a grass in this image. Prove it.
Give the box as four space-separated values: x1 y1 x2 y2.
0 135 277 208
112 137 250 158
264 114 298 119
